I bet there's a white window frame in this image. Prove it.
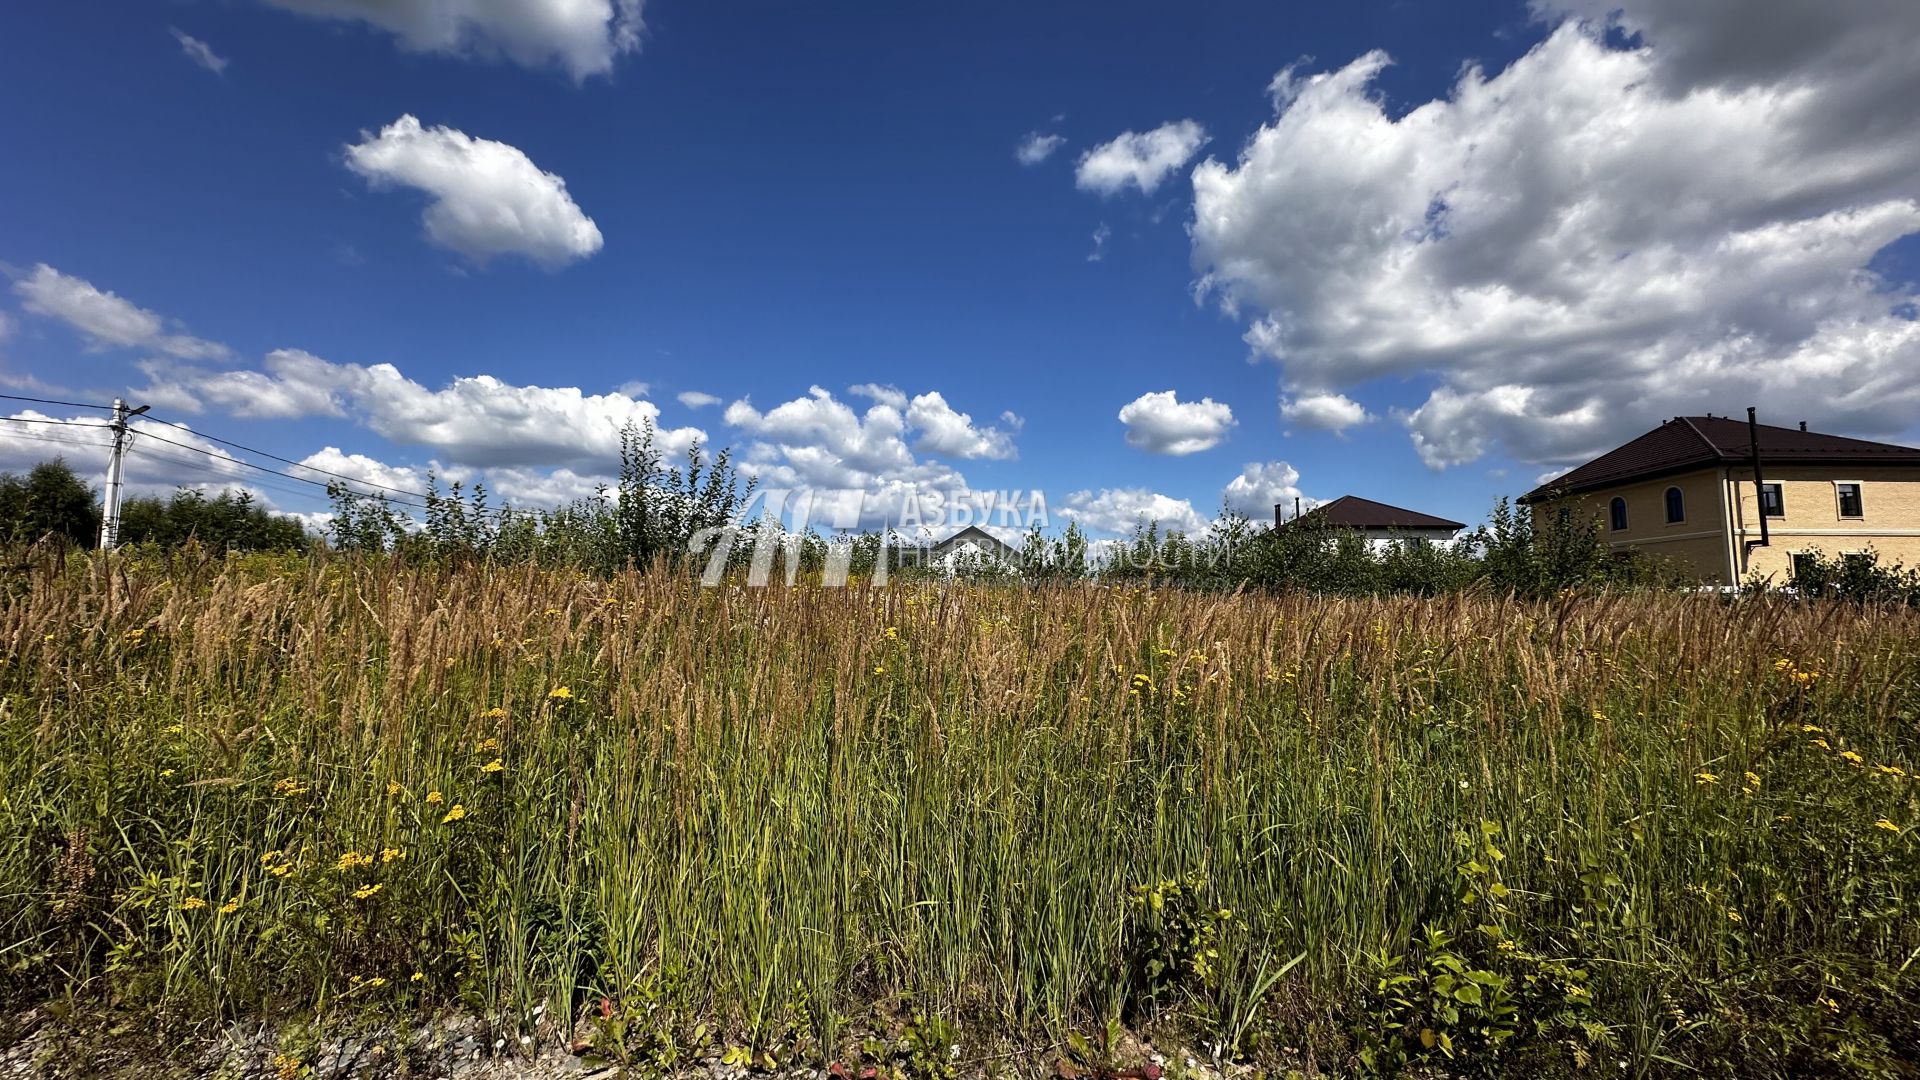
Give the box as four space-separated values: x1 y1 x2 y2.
1832 480 1865 520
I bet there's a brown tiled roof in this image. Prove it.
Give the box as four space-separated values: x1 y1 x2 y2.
1282 495 1464 532
1522 417 1920 502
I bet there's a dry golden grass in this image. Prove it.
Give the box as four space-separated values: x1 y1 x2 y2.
2 555 1916 1074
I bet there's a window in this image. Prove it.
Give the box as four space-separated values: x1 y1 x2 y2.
1836 482 1863 518
1760 483 1784 518
1608 496 1627 531
1791 552 1819 585
1664 486 1685 524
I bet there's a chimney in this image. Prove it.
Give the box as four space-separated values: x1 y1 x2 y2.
1799 420 1807 431
1274 502 1283 528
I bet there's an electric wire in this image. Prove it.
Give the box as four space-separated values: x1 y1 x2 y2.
0 393 116 412
5 411 532 521
124 444 377 508
140 411 440 503
130 429 436 511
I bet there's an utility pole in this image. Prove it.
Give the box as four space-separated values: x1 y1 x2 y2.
97 398 150 550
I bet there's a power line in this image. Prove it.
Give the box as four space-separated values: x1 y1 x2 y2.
6 410 523 521
131 427 436 511
140 411 439 503
125 444 374 507
0 415 113 431
0 429 116 453
0 393 115 412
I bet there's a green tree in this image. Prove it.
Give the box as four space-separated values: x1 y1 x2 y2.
0 458 100 548
119 489 309 552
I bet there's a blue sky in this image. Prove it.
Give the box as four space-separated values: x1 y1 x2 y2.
3 0 1917 538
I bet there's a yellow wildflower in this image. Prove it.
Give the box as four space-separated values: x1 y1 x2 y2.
873 666 885 676
410 971 426 983
273 1054 301 1080
1802 724 1822 733
480 758 505 774
1811 738 1830 750
386 780 406 797
220 898 241 915
1875 764 1907 777
1725 908 1741 923
335 851 375 872
476 736 500 752
180 897 208 911
272 776 309 797
1744 772 1761 790
1840 750 1865 765
425 790 444 805
380 847 405 863
442 804 467 824
267 861 295 878
1694 771 1719 786
478 708 507 721
352 883 383 900
547 686 574 701
1875 819 1900 832
884 626 898 641
159 768 175 779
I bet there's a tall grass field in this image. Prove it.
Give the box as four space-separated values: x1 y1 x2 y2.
2 556 1917 1076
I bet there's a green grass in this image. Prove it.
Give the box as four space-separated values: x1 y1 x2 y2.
2 555 1917 1076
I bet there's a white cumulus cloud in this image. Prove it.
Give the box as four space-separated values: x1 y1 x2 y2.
1191 6 1920 469
847 383 907 410
1060 488 1207 536
144 348 703 469
263 0 644 82
1077 120 1207 195
1281 392 1371 432
13 265 229 361
905 391 1018 460
297 446 428 494
1118 390 1235 455
1222 461 1310 520
345 115 604 269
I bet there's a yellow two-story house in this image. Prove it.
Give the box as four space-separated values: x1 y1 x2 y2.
1521 414 1920 585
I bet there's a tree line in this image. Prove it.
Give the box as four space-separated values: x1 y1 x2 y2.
0 458 306 552
9 425 1920 602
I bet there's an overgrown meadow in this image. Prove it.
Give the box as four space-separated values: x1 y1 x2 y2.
2 555 1917 1077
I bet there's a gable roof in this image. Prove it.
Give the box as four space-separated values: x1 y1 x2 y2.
927 525 1019 559
1282 495 1464 532
1522 417 1920 501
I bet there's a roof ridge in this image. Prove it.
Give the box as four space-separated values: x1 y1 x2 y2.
1674 416 1725 460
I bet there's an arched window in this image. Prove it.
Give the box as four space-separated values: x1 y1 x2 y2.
1609 496 1627 531
1665 486 1685 524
